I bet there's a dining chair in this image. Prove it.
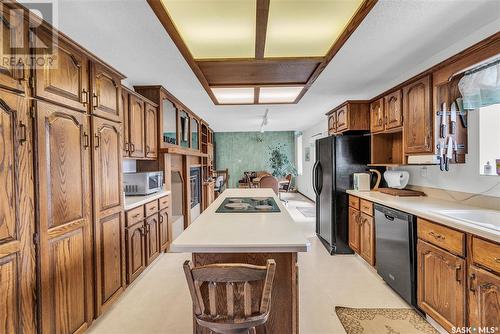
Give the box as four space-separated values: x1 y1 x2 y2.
258 175 279 195
278 174 293 205
183 260 276 334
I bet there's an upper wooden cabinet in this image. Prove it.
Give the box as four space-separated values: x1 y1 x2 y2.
128 94 146 158
121 89 130 155
370 98 384 133
33 29 90 112
0 88 36 333
91 62 121 122
417 239 466 332
403 75 433 154
326 101 369 135
0 4 28 92
91 116 125 316
385 90 403 130
145 102 158 159
35 101 94 334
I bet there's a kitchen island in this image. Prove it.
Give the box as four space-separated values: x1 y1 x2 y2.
172 188 309 334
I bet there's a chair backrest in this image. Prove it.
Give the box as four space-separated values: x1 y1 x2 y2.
259 175 279 195
256 171 271 178
285 174 292 182
183 260 276 324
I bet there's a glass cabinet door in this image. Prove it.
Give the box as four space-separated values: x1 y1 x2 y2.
162 99 177 145
191 118 199 150
179 111 190 148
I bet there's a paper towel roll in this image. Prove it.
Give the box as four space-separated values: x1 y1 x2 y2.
384 171 409 189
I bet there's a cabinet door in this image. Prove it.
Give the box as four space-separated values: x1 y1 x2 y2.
92 116 125 315
91 62 121 122
468 265 500 329
121 90 130 156
126 221 146 284
0 89 36 333
348 207 360 253
145 214 160 265
336 106 348 132
159 209 170 251
0 5 27 92
370 98 384 133
128 95 145 158
385 90 403 130
35 101 94 334
417 240 465 332
33 29 89 112
328 114 336 135
360 213 375 266
145 102 158 159
403 75 433 154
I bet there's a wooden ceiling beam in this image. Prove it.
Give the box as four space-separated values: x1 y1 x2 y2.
255 0 270 59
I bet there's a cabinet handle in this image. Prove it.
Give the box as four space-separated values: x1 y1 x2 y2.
130 143 135 153
18 121 27 144
81 89 88 106
145 145 150 155
95 134 100 149
159 214 163 224
455 265 462 283
495 258 500 264
429 231 445 241
132 213 140 218
124 142 129 152
139 226 146 236
93 93 100 109
469 273 476 293
83 133 89 149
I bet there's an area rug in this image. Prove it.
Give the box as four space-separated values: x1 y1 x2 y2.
335 307 439 334
296 206 315 218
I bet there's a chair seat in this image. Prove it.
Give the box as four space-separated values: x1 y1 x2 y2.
196 313 269 333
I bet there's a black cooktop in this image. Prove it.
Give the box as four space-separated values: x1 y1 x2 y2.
215 197 281 213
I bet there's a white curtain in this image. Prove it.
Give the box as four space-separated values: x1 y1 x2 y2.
458 59 500 110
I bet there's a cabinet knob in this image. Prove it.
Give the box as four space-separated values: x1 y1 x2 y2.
469 273 476 292
81 89 88 106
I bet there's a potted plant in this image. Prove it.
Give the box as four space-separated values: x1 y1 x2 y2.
267 144 297 179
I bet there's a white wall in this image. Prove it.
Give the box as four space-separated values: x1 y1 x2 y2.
399 110 500 197
295 121 328 201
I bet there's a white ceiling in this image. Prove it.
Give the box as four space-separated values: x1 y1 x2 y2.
51 0 500 132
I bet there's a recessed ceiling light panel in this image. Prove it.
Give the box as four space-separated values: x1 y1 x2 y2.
265 0 363 57
259 86 303 103
161 0 256 59
211 87 255 104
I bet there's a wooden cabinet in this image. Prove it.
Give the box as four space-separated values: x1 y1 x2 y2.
360 213 375 266
417 240 466 332
92 116 125 315
403 75 433 154
145 214 160 265
125 221 146 284
128 94 146 158
91 62 121 122
326 101 369 135
145 102 158 158
35 101 94 333
159 208 170 252
0 88 36 333
384 90 403 130
121 89 130 156
348 207 360 253
0 4 28 92
370 98 384 133
468 265 500 329
203 181 215 210
33 29 90 112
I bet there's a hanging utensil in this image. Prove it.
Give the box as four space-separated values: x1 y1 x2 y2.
438 140 445 171
450 101 457 135
456 98 468 128
445 136 453 171
440 102 447 138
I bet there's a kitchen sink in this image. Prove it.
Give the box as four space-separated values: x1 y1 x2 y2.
432 209 500 231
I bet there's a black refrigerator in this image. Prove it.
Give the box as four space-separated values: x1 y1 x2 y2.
313 134 370 254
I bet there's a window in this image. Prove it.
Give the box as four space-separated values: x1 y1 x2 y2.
479 103 500 176
295 132 303 175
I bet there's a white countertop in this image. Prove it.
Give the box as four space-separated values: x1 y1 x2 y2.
171 188 310 253
124 190 171 211
347 190 500 243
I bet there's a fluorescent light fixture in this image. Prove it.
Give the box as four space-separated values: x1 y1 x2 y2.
259 87 303 103
211 87 254 104
161 0 256 59
265 0 363 57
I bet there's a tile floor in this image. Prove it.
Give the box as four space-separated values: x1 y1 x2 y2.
88 192 408 334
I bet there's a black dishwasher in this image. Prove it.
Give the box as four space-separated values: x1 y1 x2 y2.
374 204 417 308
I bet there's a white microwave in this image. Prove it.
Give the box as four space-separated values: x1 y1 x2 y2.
124 171 163 195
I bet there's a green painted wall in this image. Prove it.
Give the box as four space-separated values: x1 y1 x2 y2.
214 131 295 188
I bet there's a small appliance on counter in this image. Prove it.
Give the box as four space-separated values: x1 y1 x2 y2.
124 171 163 195
353 173 371 192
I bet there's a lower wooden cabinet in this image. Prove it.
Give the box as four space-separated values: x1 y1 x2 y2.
145 213 160 265
468 265 500 328
348 196 375 266
360 213 375 266
159 208 170 252
126 221 147 284
348 207 361 253
417 239 466 332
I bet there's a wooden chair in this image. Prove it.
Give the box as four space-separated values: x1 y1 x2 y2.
183 260 276 334
258 175 279 195
278 174 293 205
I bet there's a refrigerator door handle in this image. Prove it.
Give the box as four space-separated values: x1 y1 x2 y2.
312 160 320 196
317 162 323 194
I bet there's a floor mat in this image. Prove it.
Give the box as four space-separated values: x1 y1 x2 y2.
296 206 315 218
